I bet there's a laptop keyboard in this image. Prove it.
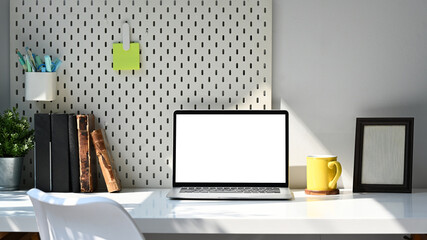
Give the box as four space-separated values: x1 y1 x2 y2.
180 187 281 194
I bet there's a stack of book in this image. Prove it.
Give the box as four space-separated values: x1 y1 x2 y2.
34 113 121 193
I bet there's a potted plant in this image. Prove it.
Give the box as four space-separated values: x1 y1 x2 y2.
0 108 34 190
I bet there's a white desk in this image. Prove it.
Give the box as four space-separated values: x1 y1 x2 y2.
1 189 427 234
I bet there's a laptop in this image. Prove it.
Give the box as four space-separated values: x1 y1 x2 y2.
167 110 292 200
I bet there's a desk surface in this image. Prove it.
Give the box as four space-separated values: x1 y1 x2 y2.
1 189 427 234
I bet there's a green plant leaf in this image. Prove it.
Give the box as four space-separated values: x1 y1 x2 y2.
0 108 34 157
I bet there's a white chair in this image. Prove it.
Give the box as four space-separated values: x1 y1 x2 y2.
27 188 145 240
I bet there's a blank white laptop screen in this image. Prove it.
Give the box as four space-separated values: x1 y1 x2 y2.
175 113 287 183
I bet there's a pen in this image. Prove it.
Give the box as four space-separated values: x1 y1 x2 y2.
25 55 32 72
35 55 43 68
37 64 46 72
44 55 52 72
51 58 62 72
17 55 28 71
16 49 24 62
25 54 35 72
18 55 28 71
26 47 37 69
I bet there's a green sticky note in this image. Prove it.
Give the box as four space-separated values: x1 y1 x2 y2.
113 43 140 70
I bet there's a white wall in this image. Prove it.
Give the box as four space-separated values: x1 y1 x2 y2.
0 0 422 239
273 0 427 189
0 0 9 112
1 0 425 189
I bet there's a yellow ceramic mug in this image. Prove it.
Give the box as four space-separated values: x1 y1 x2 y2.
306 155 342 192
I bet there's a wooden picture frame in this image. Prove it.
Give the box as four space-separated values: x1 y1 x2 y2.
353 118 414 193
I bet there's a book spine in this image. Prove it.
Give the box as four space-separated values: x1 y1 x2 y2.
77 115 90 192
91 129 121 193
68 114 80 193
34 113 51 192
87 114 98 191
77 114 97 192
51 114 70 192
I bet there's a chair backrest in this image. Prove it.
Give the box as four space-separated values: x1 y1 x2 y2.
27 188 145 240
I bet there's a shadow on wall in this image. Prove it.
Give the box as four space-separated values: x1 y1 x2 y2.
278 99 344 189
289 165 306 189
278 96 427 189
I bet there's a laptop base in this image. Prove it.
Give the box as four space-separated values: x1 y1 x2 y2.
167 187 293 200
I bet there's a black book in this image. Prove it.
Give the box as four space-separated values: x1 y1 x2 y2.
68 114 80 193
51 114 70 192
34 113 51 192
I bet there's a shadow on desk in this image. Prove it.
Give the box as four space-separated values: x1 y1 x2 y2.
0 193 30 203
145 234 413 240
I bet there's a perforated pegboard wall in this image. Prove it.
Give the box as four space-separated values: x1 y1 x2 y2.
10 0 272 189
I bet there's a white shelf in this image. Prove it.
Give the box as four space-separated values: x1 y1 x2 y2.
1 189 427 234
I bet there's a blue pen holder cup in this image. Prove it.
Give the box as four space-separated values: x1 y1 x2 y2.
25 72 57 101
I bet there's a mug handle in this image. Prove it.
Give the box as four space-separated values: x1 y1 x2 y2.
327 161 342 189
